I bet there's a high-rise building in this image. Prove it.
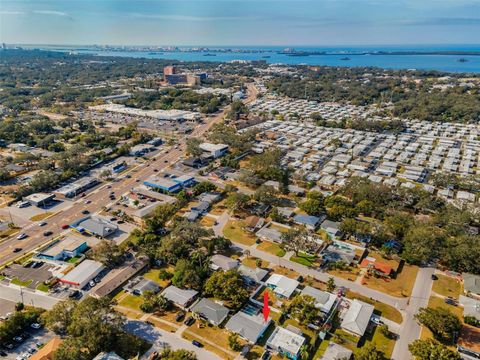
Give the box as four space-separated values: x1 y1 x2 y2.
163 66 177 76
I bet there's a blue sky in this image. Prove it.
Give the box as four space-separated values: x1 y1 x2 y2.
1 0 480 46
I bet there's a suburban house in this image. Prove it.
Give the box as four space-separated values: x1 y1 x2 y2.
210 254 239 271
320 219 342 238
190 298 229 326
293 214 325 230
92 352 124 360
464 273 480 298
244 216 265 232
161 285 198 310
300 286 337 314
124 276 161 296
265 274 300 299
225 311 272 344
360 258 393 278
277 207 295 218
237 265 269 285
266 326 306 360
341 299 374 337
191 201 210 214
320 342 353 360
256 226 283 243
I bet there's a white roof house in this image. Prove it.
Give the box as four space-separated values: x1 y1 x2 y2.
265 274 299 299
321 342 353 360
266 326 305 359
161 285 198 309
341 299 374 336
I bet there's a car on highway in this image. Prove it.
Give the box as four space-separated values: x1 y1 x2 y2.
16 233 28 240
164 160 168 163
38 221 47 227
84 200 91 204
13 248 22 253
81 210 90 215
61 224 69 229
81 193 86 197
43 231 53 237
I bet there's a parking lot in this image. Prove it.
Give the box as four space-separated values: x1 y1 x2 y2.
3 327 55 360
1 263 55 289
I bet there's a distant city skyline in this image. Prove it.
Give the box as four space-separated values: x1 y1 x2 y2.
1 0 480 46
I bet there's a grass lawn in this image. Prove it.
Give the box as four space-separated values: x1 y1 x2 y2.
30 212 53 221
223 220 257 246
10 278 32 287
362 263 418 297
0 228 19 238
146 316 177 333
200 216 216 228
331 328 360 351
257 241 286 257
313 340 330 359
327 268 359 282
241 256 269 269
115 306 143 320
271 266 300 281
360 326 396 359
143 266 174 288
432 274 463 299
118 294 144 311
67 256 81 264
420 326 433 340
183 325 239 360
290 252 317 267
209 200 228 215
428 295 464 318
36 283 50 292
347 291 403 324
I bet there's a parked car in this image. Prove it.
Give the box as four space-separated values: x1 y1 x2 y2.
89 280 96 288
13 336 23 343
191 340 202 348
444 297 457 306
184 317 195 326
16 233 28 240
175 312 185 322
431 274 438 280
261 351 271 360
30 323 41 330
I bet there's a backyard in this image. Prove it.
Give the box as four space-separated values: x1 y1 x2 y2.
223 219 257 246
257 241 286 257
362 263 418 297
432 274 463 299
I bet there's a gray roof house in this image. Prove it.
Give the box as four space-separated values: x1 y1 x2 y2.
320 219 342 238
341 299 374 337
300 286 337 314
210 254 239 271
237 265 269 285
464 273 480 297
459 295 480 320
191 298 229 326
124 276 161 296
293 214 325 230
161 285 198 309
321 342 353 360
225 312 272 344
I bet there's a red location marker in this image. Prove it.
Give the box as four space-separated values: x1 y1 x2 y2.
262 291 270 322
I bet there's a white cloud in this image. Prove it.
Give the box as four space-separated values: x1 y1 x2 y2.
0 11 25 15
33 10 70 17
131 13 260 22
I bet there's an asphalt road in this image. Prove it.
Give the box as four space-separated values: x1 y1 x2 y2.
0 92 243 266
0 283 60 310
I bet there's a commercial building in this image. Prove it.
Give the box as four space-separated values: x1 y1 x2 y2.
54 177 98 198
71 216 118 238
144 174 195 193
36 236 88 261
225 311 272 344
266 326 306 360
59 259 105 289
24 193 55 207
199 142 229 158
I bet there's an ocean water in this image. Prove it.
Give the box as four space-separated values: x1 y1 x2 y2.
36 44 480 73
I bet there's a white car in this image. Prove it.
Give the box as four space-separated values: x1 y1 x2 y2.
31 323 41 329
38 221 47 227
17 233 28 240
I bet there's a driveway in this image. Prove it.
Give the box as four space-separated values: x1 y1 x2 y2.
124 320 221 360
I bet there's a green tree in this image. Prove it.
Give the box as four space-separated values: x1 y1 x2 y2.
287 295 320 325
154 348 197 360
204 270 249 309
90 240 124 268
280 227 318 256
414 307 462 344
402 225 445 265
354 343 385 360
225 192 250 214
228 333 242 351
327 277 336 292
186 138 203 157
409 339 461 360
